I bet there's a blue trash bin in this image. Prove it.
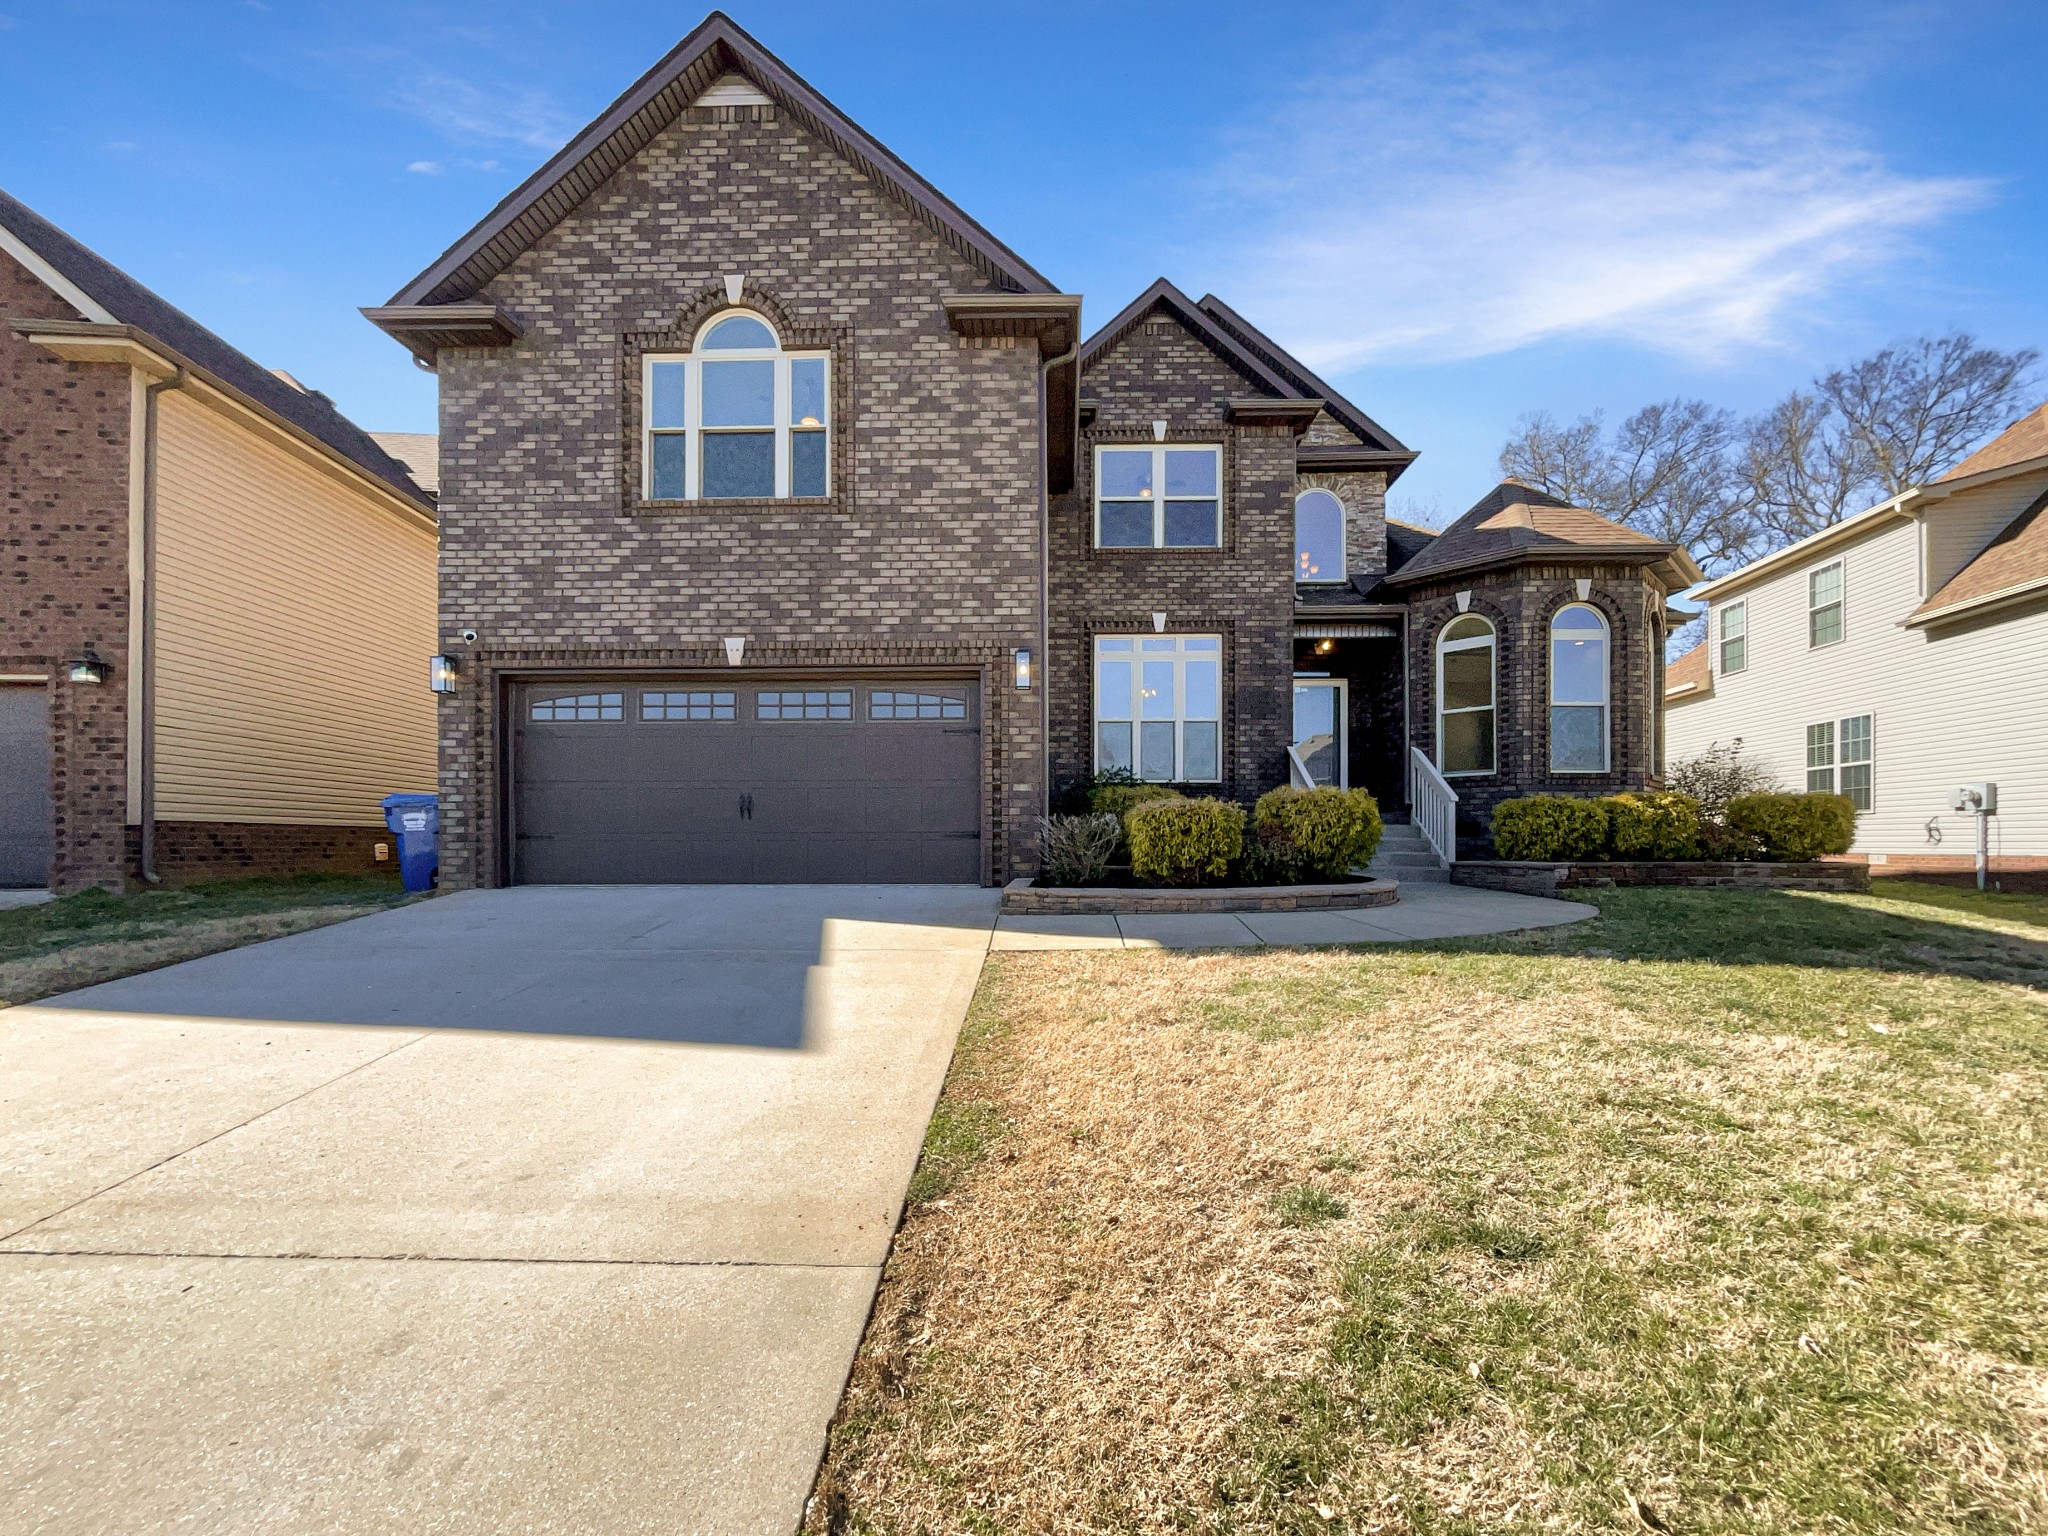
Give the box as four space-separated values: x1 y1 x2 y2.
381 792 439 893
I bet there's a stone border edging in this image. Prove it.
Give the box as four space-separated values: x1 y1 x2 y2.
1001 877 1400 915
1452 860 1869 897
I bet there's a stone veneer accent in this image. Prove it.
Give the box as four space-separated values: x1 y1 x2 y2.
432 104 1047 887
1001 875 1398 915
0 252 132 894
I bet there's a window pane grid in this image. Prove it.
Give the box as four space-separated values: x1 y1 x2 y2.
1093 446 1221 548
1093 635 1223 782
1840 715 1873 810
757 689 852 721
871 690 967 720
530 692 623 721
1809 563 1844 646
642 690 735 721
1719 601 1746 674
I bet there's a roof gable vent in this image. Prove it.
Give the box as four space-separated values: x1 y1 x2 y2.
694 72 773 108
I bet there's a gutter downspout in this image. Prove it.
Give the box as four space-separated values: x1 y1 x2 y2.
1038 324 1080 851
137 367 187 884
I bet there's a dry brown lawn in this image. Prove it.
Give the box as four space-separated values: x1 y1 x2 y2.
808 886 2048 1535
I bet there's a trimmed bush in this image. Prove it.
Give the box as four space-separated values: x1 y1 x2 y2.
1604 792 1703 859
1250 786 1384 880
1126 796 1245 885
1090 783 1183 824
1052 767 1138 816
1490 795 1610 861
1036 813 1122 886
1726 792 1856 861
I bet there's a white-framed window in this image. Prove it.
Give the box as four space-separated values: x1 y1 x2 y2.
1809 561 1844 647
1436 614 1495 776
1549 603 1609 773
1094 445 1221 548
1807 714 1873 807
1294 488 1346 582
1718 600 1747 674
642 311 829 501
1094 634 1221 782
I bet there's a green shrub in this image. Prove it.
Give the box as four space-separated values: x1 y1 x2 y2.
1604 791 1703 859
1490 795 1609 861
1126 796 1245 885
1090 782 1183 824
1250 786 1384 880
1725 791 1857 861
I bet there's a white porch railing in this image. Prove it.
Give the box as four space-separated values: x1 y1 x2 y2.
1408 746 1458 867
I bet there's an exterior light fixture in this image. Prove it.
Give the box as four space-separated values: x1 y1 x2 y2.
429 654 458 693
1314 638 1337 655
67 649 110 685
1013 648 1033 690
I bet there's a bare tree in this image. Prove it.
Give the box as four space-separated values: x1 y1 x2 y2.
1501 332 2038 567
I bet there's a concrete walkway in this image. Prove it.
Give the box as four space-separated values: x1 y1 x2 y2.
993 879 1593 950
0 879 1591 1535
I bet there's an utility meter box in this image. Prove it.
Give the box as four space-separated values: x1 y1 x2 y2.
1950 783 1999 814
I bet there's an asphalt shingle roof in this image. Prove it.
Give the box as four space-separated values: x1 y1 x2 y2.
1386 481 1686 587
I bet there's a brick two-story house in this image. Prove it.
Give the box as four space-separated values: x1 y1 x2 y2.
369 13 1700 886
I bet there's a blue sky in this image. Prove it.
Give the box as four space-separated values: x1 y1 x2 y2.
3 0 2042 519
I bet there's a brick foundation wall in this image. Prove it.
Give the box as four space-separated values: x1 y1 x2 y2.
432 105 1046 887
1049 316 1298 807
1403 565 1667 844
138 821 395 885
1 253 133 894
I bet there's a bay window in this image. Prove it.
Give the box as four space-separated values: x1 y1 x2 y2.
1436 615 1495 776
1094 634 1221 782
1549 604 1609 772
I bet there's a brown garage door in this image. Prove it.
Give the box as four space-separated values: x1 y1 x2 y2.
0 686 54 888
511 677 984 884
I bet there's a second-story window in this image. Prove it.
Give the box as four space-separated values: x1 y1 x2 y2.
643 311 828 501
1809 561 1844 646
1718 599 1747 674
1294 488 1346 582
1095 445 1221 548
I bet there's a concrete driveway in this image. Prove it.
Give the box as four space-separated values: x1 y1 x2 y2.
0 885 1001 1536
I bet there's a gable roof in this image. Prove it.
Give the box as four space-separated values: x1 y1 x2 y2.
1938 401 2048 483
1384 481 1703 591
1082 278 1301 396
385 11 1055 308
0 187 428 506
1907 485 2048 626
1664 640 1712 701
1193 293 1412 460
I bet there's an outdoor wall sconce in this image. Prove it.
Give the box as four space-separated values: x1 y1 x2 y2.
1314 638 1337 655
429 654 458 693
1013 648 1033 690
67 649 110 685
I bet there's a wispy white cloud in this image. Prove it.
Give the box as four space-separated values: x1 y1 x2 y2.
379 65 573 151
405 159 442 175
1190 25 1988 370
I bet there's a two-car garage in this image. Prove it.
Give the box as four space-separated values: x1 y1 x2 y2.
510 675 985 884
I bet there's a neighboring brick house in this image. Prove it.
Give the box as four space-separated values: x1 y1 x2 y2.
369 13 1701 886
1 190 437 894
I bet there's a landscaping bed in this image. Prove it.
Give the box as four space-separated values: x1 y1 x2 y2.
1001 875 1399 916
808 882 2048 1533
0 873 412 1007
1453 858 1869 896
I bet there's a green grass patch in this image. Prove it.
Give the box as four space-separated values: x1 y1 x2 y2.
1272 1183 1350 1229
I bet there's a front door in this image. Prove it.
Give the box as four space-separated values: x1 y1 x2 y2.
0 685 54 887
1290 678 1347 789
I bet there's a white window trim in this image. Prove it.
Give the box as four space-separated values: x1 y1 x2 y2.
1293 488 1347 584
1549 603 1610 774
1823 710 1875 810
1290 676 1348 788
642 312 829 502
1092 444 1222 549
1808 560 1845 648
1718 599 1747 675
1436 617 1496 778
1093 634 1224 783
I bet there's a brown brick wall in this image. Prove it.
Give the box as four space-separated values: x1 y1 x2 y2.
1404 565 1667 845
140 820 396 885
432 106 1048 886
1 253 132 893
1049 317 1297 805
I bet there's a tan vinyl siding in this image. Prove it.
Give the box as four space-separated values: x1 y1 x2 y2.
1667 474 2048 858
152 391 436 825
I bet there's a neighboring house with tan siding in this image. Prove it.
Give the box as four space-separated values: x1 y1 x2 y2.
1 188 437 894
1665 404 2048 876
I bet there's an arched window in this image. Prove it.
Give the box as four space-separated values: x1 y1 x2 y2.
1436 614 1495 775
642 311 829 501
1294 489 1345 582
1549 604 1609 772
